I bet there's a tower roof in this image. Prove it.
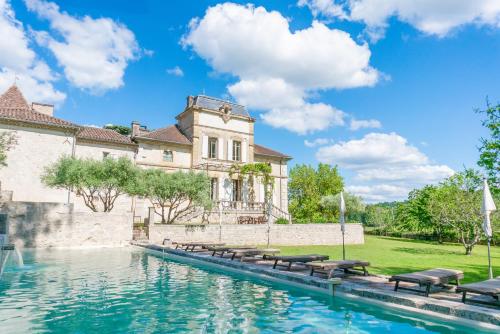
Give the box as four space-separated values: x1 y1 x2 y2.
0 85 30 110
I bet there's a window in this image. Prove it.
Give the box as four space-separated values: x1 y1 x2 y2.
163 150 173 162
208 137 218 159
232 140 241 161
232 179 242 202
102 152 110 159
210 178 218 201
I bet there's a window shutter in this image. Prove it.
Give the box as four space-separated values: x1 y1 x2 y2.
241 140 247 163
218 137 224 160
227 139 233 161
202 135 208 158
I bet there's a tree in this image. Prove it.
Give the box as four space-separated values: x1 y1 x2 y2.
289 163 344 223
42 156 139 212
364 203 396 232
427 169 483 255
477 101 499 192
104 124 131 136
0 131 17 167
134 169 211 224
320 192 365 223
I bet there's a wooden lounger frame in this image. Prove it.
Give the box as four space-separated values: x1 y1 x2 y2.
389 269 463 297
456 278 500 306
308 260 370 278
264 255 329 271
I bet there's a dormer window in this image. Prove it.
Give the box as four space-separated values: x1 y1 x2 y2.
208 137 218 159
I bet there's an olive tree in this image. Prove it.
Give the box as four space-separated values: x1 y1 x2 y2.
42 156 139 212
134 169 211 224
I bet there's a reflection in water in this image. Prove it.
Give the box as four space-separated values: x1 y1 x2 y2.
0 248 490 333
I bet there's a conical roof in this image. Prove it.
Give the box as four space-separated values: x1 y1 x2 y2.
0 85 30 110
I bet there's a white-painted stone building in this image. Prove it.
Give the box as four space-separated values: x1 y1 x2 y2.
0 85 291 223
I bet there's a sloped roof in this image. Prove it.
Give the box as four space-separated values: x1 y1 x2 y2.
193 95 250 117
0 85 30 109
0 85 78 130
77 126 136 146
136 125 191 145
254 144 291 159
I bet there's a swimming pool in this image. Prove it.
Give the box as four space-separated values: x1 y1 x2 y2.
0 247 492 333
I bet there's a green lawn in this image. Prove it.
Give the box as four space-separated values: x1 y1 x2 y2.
274 235 500 283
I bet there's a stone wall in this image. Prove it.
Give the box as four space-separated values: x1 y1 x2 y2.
3 202 132 248
149 223 364 246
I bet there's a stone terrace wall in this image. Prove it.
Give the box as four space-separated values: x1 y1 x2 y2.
149 223 364 246
3 202 132 248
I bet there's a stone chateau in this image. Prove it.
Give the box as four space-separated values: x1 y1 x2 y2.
0 85 291 224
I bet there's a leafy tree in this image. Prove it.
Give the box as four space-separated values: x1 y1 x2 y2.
320 192 365 223
364 202 396 230
134 169 211 224
0 131 17 167
42 156 139 212
289 163 344 223
477 102 499 192
104 124 132 136
427 169 483 255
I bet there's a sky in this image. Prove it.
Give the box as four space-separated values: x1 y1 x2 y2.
1 0 500 203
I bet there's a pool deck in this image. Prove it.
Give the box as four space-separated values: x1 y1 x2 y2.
133 242 500 329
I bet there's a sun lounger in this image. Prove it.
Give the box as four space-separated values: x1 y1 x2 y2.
306 260 370 278
264 254 329 270
456 277 500 306
175 242 225 252
228 248 280 261
389 268 463 296
206 246 257 257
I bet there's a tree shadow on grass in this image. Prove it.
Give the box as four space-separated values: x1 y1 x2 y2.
375 236 457 247
392 247 462 256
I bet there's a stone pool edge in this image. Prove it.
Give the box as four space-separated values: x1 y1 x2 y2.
133 243 500 330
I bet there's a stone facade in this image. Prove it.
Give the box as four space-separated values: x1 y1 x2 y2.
3 201 132 248
0 87 292 224
148 223 364 246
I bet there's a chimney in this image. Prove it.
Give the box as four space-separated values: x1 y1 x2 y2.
186 95 194 109
131 121 141 137
32 102 54 116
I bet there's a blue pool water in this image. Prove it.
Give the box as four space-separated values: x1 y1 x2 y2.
0 247 490 333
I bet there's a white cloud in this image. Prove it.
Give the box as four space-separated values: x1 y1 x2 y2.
305 0 500 41
316 132 454 202
166 66 184 77
297 0 346 19
26 0 140 93
349 118 381 130
304 137 331 147
0 0 64 104
182 3 379 134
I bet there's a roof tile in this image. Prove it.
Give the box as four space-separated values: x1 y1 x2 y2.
254 144 291 159
77 127 135 146
137 125 191 145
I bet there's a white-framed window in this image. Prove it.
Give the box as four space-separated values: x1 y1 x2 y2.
163 150 173 162
208 137 218 159
232 140 241 161
232 179 242 202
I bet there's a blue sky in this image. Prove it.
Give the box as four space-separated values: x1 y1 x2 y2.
2 0 500 202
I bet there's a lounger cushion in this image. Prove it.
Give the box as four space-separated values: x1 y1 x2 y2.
265 254 329 262
390 268 463 284
456 277 500 296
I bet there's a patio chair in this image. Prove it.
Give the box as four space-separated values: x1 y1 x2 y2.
389 268 463 296
264 254 329 271
306 260 370 278
456 277 500 306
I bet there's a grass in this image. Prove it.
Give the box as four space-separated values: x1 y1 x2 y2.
274 235 500 283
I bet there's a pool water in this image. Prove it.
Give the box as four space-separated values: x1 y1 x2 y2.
0 247 490 333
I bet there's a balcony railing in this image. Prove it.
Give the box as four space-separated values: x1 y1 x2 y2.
216 200 266 212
